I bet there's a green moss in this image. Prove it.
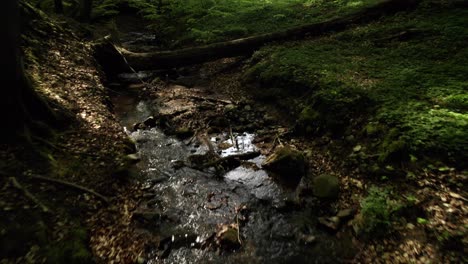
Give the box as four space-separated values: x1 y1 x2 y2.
244 3 468 166
442 94 468 112
312 174 340 199
126 0 380 47
298 106 320 134
355 187 402 236
46 226 92 264
262 146 306 185
364 122 384 136
377 128 408 163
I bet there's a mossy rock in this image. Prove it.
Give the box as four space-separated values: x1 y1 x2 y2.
216 226 240 250
312 174 340 199
262 145 306 186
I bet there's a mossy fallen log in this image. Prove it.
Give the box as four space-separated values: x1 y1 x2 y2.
94 0 421 72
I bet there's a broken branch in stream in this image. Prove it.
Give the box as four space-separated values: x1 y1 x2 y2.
200 151 261 169
26 174 110 203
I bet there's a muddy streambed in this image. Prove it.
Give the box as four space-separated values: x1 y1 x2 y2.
110 82 357 264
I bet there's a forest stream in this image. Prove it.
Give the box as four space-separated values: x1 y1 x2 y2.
107 30 357 262
3 1 466 263
111 81 355 264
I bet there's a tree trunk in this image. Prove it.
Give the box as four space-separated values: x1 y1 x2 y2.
79 0 93 22
2 0 25 138
157 0 163 14
0 1 56 142
54 0 64 14
95 0 421 72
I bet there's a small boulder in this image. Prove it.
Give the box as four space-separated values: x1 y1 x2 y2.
216 225 241 250
224 104 237 112
312 174 339 199
211 116 229 128
143 116 157 128
262 145 306 186
297 233 316 245
132 122 145 131
174 127 194 139
318 216 341 231
337 208 355 219
125 154 141 164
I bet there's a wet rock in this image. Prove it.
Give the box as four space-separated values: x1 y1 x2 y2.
263 114 276 124
118 71 153 83
298 233 316 245
174 127 194 139
132 122 145 131
224 104 237 112
295 176 315 203
207 127 221 134
337 208 355 220
171 160 185 170
125 154 141 164
318 216 341 231
149 176 168 184
187 154 215 168
137 256 146 264
211 116 229 128
312 174 339 199
143 116 157 127
262 145 306 186
216 225 241 250
132 210 161 222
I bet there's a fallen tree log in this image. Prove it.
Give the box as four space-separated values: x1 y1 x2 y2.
95 0 421 72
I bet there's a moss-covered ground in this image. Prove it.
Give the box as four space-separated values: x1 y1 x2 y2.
244 1 467 170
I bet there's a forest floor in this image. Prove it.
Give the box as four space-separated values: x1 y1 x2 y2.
0 1 466 264
0 6 142 263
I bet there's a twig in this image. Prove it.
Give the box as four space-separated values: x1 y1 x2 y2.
268 135 279 154
186 95 232 105
10 177 50 213
229 126 239 151
277 135 283 146
236 214 242 245
27 174 110 203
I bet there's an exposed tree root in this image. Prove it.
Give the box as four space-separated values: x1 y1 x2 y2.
10 177 50 213
27 174 110 203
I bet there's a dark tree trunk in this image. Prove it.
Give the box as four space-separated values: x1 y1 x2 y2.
0 1 56 142
54 0 64 14
95 0 421 72
157 0 163 14
79 0 93 22
1 0 27 140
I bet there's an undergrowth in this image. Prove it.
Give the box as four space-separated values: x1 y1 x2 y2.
356 186 402 235
243 2 468 168
104 0 380 47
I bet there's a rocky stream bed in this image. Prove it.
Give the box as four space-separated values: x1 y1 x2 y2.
109 71 357 263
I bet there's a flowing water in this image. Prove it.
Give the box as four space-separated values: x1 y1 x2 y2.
109 31 356 263
110 88 356 264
